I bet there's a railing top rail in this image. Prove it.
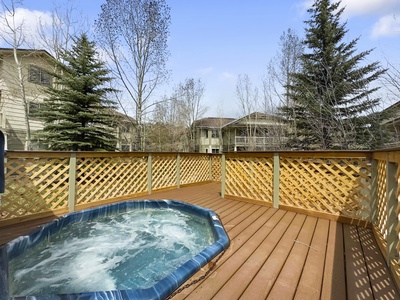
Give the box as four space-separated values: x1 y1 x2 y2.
4 151 223 159
224 151 372 159
373 151 400 163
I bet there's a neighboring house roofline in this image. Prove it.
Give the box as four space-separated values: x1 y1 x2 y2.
221 111 284 128
193 117 235 128
0 48 54 59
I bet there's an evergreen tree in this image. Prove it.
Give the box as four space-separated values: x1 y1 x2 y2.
281 0 386 150
37 34 117 151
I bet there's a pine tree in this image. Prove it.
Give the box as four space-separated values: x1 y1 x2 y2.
281 0 386 150
37 34 117 151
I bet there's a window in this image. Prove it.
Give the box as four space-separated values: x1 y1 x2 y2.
211 129 219 138
121 144 130 151
28 65 52 86
28 102 43 120
212 148 219 154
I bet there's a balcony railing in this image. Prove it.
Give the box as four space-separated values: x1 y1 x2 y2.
235 136 286 147
0 149 399 287
0 152 221 224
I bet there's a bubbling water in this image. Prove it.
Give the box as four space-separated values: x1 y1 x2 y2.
9 208 215 296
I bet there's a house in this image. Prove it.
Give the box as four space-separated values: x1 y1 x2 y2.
193 117 235 153
0 48 54 150
0 48 135 151
222 112 287 151
194 112 288 153
381 101 400 148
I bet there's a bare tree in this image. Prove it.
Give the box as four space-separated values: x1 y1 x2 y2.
95 0 171 151
268 28 304 107
176 78 207 152
37 0 89 63
267 28 304 141
149 95 186 151
261 75 287 149
0 0 31 149
236 74 259 150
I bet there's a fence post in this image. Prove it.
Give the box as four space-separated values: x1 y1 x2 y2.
370 159 378 223
176 153 181 188
386 155 398 263
221 154 226 198
68 152 77 213
273 153 280 209
147 153 152 194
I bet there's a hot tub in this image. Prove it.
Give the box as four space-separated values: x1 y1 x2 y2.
0 200 230 300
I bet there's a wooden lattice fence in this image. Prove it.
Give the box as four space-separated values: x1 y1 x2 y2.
1 152 70 220
0 152 217 225
223 152 371 221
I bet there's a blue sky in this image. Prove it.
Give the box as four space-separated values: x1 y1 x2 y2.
3 0 400 118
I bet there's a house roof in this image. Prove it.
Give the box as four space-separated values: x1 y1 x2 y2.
193 117 236 128
222 112 285 128
108 109 137 124
0 48 54 59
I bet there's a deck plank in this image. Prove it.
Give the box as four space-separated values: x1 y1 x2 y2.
266 216 319 300
294 218 329 300
321 221 347 299
181 210 288 300
344 224 374 300
358 227 399 299
1 182 399 300
220 213 306 300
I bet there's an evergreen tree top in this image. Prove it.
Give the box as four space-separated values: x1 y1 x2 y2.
37 33 118 151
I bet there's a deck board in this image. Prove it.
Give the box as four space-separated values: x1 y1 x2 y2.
294 218 329 300
1 182 399 300
321 222 347 299
238 213 306 300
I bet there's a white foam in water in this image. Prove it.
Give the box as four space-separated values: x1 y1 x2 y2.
9 208 214 296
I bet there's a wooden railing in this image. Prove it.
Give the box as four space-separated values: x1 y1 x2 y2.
1 149 400 286
221 151 371 223
220 150 400 287
0 152 221 226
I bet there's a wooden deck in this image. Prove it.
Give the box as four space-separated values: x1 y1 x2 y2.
1 182 399 299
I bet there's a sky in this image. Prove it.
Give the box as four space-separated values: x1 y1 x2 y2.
1 0 400 118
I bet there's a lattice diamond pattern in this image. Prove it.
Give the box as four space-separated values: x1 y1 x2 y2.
211 156 222 181
152 155 177 190
280 157 371 219
225 156 274 204
76 156 148 204
376 160 387 240
180 155 210 185
0 157 69 219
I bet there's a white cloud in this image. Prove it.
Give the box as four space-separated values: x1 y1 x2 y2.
195 66 214 75
298 0 400 38
371 14 400 38
340 0 399 17
0 8 52 48
220 72 236 84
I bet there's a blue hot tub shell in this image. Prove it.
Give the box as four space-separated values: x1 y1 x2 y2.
0 200 230 300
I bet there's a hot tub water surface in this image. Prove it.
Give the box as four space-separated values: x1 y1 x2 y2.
0 200 230 300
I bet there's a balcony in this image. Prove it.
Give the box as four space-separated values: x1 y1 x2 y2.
235 136 286 150
1 150 400 299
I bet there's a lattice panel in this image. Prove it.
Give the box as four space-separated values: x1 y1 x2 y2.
180 155 210 185
280 157 371 219
0 156 70 220
376 160 388 240
225 156 274 204
211 156 222 181
76 156 148 204
396 164 400 260
152 155 177 190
